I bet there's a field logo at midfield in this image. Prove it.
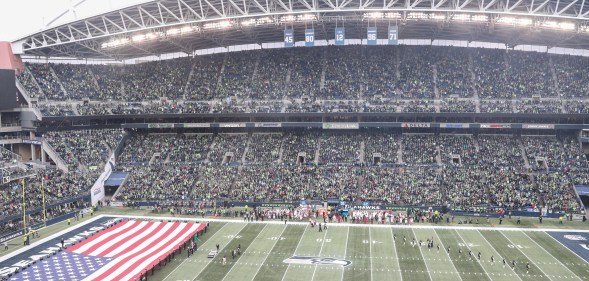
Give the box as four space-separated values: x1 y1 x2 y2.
564 235 587 241
283 256 352 267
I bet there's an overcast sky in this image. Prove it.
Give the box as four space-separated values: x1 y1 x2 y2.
0 0 148 42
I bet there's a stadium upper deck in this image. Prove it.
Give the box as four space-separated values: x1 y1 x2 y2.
17 45 589 118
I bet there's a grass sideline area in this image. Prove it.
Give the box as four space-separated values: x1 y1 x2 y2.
1 207 589 281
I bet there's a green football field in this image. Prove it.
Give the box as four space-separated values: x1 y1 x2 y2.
145 221 589 281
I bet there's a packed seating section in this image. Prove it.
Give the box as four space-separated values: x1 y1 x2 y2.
17 45 589 116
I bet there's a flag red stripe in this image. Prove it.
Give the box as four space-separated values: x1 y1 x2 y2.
92 221 167 258
125 224 206 281
107 223 197 281
84 221 157 257
67 220 132 252
90 222 183 281
71 220 143 255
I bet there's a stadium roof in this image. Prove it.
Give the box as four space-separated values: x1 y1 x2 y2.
11 0 589 60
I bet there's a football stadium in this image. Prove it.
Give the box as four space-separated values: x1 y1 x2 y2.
2 0 589 280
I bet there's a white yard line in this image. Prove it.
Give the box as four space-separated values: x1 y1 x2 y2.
0 215 105 263
221 224 270 281
410 228 433 281
475 230 523 281
499 231 554 281
521 231 582 280
389 228 403 281
109 214 589 233
369 228 374 281
280 225 309 281
162 222 231 281
543 232 589 265
310 225 329 281
454 230 492 280
190 223 248 281
431 229 463 281
341 226 349 281
248 225 288 281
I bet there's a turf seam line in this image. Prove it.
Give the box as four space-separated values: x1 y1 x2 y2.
454 229 492 281
280 224 309 281
543 231 589 266
162 222 230 281
499 230 555 281
249 224 288 281
221 223 270 281
521 231 582 280
411 228 434 281
191 223 248 281
389 228 403 281
310 224 329 281
341 226 349 281
475 229 523 281
431 229 463 281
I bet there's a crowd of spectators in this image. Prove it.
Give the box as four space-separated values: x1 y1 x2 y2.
52 64 101 100
398 46 434 99
521 136 565 170
402 135 438 164
402 100 436 113
553 54 589 98
25 63 66 100
18 46 589 117
565 101 589 114
208 134 248 164
0 167 95 219
476 135 524 169
516 99 562 114
505 51 556 98
245 134 282 163
438 135 478 165
319 133 362 164
480 100 512 113
44 129 123 170
434 47 472 98
472 49 508 99
364 132 399 164
0 146 16 163
4 130 585 220
439 99 477 113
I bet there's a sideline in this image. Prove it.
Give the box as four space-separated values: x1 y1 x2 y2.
0 215 106 263
110 214 589 233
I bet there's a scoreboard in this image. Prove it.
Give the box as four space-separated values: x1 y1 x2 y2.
0 69 16 110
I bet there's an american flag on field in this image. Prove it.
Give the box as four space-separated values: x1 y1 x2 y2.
10 220 205 281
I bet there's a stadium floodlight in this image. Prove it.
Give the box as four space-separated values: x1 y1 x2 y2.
541 21 576 30
364 12 383 19
297 14 316 21
166 28 180 36
498 17 533 26
384 12 401 19
241 19 256 26
430 14 446 21
471 15 488 22
180 26 193 33
453 14 470 21
280 15 296 22
407 13 428 20
203 20 234 29
132 34 146 42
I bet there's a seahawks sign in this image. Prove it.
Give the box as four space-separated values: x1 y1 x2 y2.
283 256 352 267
